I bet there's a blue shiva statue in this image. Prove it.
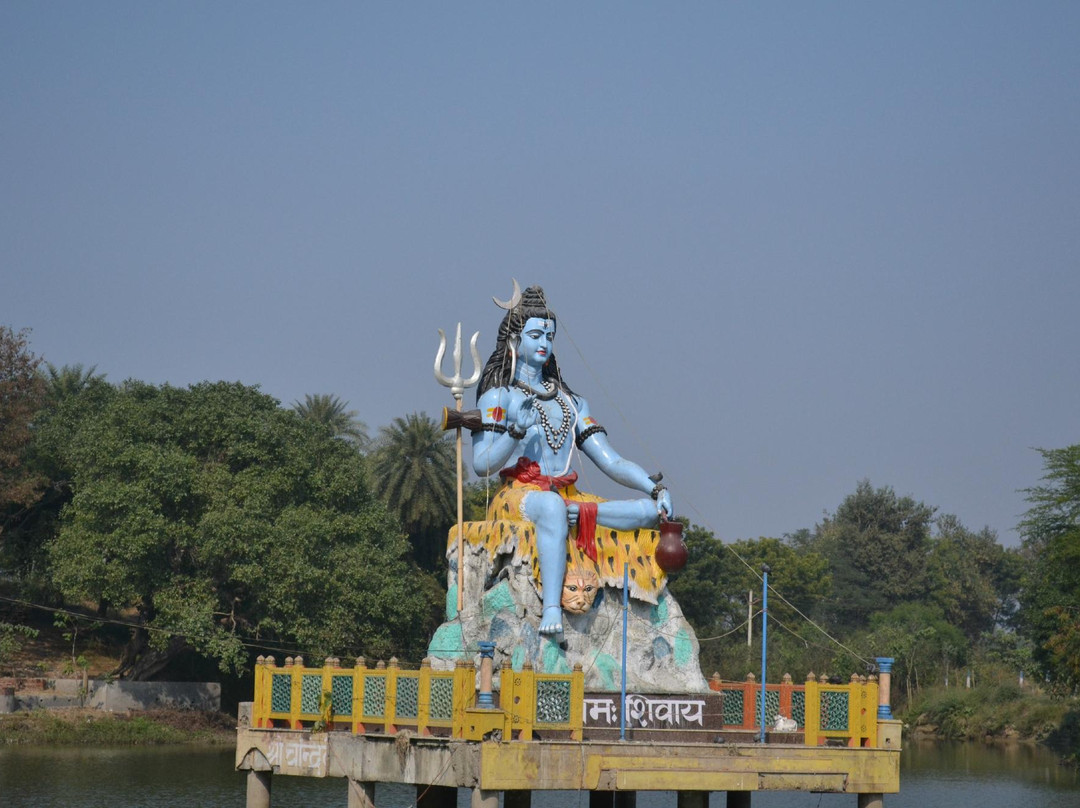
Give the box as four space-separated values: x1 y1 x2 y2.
471 285 673 635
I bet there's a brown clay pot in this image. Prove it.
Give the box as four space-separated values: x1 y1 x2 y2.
655 518 688 573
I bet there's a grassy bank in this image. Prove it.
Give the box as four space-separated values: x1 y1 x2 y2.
0 709 236 745
900 684 1080 761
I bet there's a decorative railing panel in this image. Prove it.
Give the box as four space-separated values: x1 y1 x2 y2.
709 674 879 747
252 657 879 747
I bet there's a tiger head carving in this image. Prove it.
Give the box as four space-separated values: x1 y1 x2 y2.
561 566 601 614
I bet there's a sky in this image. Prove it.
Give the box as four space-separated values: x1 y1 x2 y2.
3 2 1078 547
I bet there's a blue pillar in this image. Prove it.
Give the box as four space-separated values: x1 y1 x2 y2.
621 563 629 741
759 564 770 744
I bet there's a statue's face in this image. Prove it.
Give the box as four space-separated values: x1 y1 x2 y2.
561 566 600 614
516 317 556 369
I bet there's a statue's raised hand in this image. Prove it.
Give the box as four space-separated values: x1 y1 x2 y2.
508 392 539 435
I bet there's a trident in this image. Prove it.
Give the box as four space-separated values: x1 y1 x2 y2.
434 323 482 613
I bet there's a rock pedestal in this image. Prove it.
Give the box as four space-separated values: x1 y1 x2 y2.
427 529 709 693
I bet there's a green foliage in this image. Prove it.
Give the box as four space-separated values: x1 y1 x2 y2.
53 612 101 675
1019 444 1080 690
0 710 233 745
805 480 935 632
927 515 1018 638
0 325 46 515
905 683 1068 742
292 393 370 451
371 412 455 572
1 374 117 576
465 479 498 521
41 363 107 407
40 380 429 676
864 603 967 696
0 622 39 676
667 525 832 679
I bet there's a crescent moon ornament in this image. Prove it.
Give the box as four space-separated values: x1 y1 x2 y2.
493 278 522 310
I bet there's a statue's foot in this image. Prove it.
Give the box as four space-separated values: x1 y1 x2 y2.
539 605 563 635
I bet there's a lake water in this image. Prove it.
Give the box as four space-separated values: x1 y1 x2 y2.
0 740 1077 808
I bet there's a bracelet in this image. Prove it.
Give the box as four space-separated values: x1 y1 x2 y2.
507 424 527 439
650 483 668 501
575 424 607 449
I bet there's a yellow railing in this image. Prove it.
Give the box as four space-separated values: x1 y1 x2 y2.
253 656 876 746
252 656 584 741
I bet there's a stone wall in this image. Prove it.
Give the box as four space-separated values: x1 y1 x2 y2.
5 679 221 712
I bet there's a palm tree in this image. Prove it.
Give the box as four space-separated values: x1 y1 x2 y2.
371 412 455 570
42 363 107 405
292 393 370 451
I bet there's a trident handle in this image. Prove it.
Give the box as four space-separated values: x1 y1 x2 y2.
434 323 481 615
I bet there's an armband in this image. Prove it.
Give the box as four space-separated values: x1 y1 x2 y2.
472 423 507 435
575 424 607 449
650 483 668 501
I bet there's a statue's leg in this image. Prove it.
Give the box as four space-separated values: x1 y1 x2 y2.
596 499 661 531
523 491 570 634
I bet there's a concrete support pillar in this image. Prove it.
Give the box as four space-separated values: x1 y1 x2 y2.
726 791 751 808
857 794 883 808
591 792 637 808
590 792 613 808
246 770 272 808
677 791 708 808
505 791 532 808
471 788 499 808
417 785 457 808
348 780 376 808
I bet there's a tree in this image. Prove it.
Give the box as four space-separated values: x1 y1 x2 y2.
370 412 455 572
292 393 370 451
863 603 967 697
42 381 429 678
806 480 935 632
1018 444 1080 689
1 374 116 577
41 362 107 407
667 526 832 679
926 514 1015 640
0 326 45 518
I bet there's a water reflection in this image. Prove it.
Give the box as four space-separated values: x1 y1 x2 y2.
0 741 1076 808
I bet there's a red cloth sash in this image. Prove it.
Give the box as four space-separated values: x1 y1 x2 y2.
499 458 598 561
499 456 578 491
573 501 599 562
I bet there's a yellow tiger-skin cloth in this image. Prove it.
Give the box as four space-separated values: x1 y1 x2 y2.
448 477 667 604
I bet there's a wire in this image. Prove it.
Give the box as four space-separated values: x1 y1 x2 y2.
765 584 873 667
626 605 758 643
0 592 459 665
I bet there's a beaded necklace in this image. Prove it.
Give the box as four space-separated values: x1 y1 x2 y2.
513 380 572 450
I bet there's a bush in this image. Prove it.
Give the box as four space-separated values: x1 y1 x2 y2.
901 684 1073 743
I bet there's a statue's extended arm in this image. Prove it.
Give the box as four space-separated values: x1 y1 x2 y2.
576 399 673 518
